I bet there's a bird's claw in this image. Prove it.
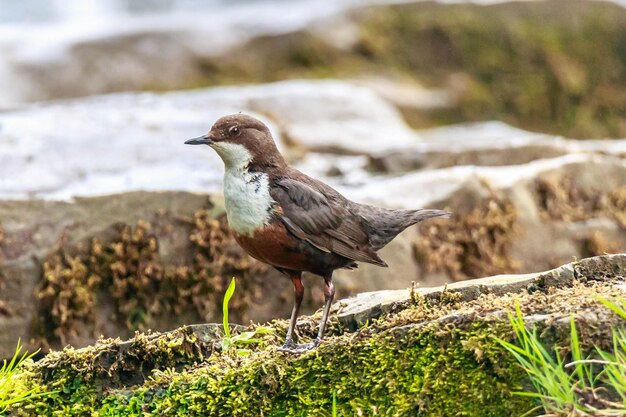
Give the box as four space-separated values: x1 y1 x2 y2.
277 338 320 354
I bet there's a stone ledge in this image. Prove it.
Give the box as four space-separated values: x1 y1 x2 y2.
337 254 626 330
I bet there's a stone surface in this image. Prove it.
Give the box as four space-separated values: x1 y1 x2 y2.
0 80 416 201
336 254 626 330
367 122 626 173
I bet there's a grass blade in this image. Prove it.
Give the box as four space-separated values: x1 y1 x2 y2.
222 277 236 339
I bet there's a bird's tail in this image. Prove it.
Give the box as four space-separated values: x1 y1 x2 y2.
408 208 452 223
366 208 451 251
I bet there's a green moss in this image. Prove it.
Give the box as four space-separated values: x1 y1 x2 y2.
15 272 626 416
354 1 626 138
17 323 528 417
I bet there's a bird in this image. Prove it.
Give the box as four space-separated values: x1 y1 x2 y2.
185 114 450 353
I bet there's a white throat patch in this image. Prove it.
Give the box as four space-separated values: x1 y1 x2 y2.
211 142 254 170
212 142 274 234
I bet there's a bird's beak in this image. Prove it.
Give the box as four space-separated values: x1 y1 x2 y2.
184 134 213 145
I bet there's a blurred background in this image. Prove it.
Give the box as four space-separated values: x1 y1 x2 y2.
0 0 624 357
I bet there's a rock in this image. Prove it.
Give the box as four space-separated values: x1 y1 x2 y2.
0 0 363 108
336 254 626 330
9 254 626 416
0 80 415 201
246 81 418 154
366 122 626 174
335 289 408 331
343 153 626 281
0 191 294 358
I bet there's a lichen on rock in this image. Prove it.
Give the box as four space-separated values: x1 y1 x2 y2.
414 195 517 281
535 176 626 226
35 253 101 346
33 206 270 348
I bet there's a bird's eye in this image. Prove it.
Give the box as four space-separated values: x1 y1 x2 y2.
229 126 239 136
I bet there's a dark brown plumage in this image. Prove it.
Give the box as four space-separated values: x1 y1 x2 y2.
185 114 450 353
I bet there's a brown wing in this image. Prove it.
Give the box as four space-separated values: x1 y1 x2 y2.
270 178 387 267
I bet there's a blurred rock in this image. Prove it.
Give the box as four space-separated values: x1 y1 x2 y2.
367 122 626 173
0 80 415 201
345 153 626 282
0 0 358 107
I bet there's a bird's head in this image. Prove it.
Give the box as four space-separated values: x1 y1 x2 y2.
185 114 285 170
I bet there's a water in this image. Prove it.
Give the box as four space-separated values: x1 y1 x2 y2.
1 0 623 24
0 0 270 23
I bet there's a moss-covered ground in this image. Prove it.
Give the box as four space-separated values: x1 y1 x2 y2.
8 256 626 416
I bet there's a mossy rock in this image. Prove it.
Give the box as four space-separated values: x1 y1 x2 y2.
199 0 626 138
9 254 626 416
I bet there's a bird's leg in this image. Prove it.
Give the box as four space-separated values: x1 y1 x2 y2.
315 275 335 346
278 272 304 351
280 275 336 354
278 274 336 354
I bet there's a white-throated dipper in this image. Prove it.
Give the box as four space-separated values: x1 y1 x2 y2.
185 114 450 353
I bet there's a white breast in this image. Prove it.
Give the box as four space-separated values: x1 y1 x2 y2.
223 167 274 235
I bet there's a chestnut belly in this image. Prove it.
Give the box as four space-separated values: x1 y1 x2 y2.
234 222 352 276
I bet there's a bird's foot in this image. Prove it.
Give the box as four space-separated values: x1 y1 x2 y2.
277 338 320 354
